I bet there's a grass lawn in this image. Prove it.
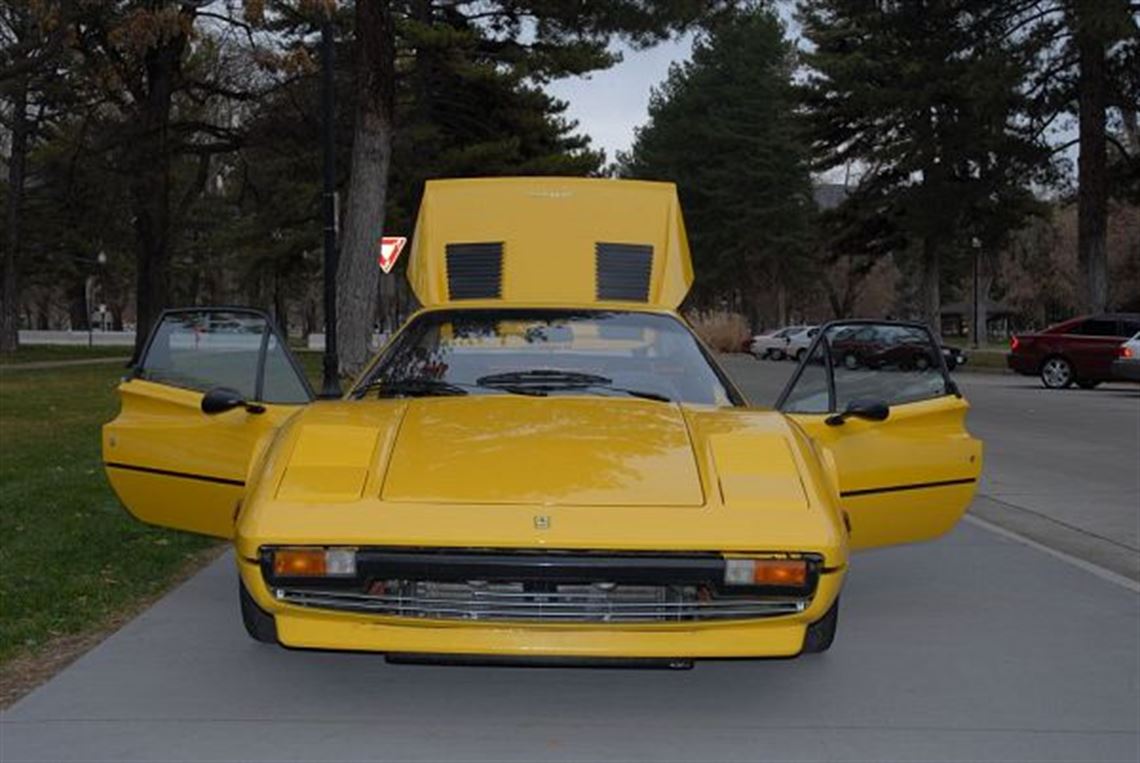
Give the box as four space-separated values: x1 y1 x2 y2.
0 364 217 677
0 345 132 365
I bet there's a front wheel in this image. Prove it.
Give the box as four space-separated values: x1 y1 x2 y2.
1040 357 1074 389
240 578 278 644
802 598 839 654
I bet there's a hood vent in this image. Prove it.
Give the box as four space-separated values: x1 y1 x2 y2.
596 243 653 302
446 242 503 300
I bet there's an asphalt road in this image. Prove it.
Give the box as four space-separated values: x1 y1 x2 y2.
2 361 1138 763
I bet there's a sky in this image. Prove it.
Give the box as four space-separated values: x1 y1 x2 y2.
545 36 695 164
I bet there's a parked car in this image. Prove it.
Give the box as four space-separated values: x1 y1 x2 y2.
750 326 805 360
102 177 981 663
1110 332 1140 382
828 324 938 371
1007 313 1140 389
785 326 820 361
941 344 968 371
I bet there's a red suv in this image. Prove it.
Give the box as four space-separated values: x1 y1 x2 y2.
1007 313 1140 389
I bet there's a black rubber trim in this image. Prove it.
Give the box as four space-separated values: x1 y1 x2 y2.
105 461 245 487
840 477 976 498
386 654 694 669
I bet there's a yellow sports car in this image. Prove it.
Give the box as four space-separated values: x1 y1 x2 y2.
102 177 981 665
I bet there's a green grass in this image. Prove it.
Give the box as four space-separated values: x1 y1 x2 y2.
0 365 215 665
0 345 132 365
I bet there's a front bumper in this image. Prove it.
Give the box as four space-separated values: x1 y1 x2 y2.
238 556 844 659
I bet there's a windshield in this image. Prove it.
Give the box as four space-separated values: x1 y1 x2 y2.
353 309 739 406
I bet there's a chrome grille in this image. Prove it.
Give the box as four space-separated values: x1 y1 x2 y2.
275 581 808 623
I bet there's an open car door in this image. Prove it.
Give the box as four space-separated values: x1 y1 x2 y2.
102 308 314 538
776 321 982 550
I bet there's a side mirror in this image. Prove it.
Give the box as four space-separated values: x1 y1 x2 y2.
201 386 265 415
825 398 890 427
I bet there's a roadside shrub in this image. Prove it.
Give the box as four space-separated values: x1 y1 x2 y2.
685 310 750 353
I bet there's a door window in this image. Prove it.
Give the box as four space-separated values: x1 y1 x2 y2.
137 309 312 404
777 321 951 413
779 341 831 413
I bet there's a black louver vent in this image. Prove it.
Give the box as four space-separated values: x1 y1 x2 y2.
446 242 503 300
596 243 653 302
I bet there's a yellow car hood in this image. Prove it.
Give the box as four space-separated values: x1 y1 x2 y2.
382 398 704 506
236 398 843 561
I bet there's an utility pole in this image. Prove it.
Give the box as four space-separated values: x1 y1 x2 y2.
320 11 342 398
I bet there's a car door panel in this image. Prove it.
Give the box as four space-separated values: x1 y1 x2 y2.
778 322 982 550
788 395 981 550
102 309 312 538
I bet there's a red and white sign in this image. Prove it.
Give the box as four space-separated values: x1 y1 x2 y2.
376 236 407 273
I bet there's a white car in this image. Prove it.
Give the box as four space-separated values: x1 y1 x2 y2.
750 326 805 360
1111 332 1140 382
785 325 821 361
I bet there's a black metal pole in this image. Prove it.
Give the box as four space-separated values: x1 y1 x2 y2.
972 244 980 349
320 14 342 398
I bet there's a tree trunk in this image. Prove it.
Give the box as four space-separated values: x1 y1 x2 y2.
921 236 941 335
1076 0 1109 314
128 24 187 363
336 0 396 375
1 73 29 353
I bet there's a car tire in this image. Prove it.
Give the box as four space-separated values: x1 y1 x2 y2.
843 353 859 370
795 348 807 362
239 578 278 644
772 350 785 361
1077 380 1101 390
1040 356 1074 389
802 598 839 654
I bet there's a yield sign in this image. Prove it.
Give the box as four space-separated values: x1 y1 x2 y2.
376 236 407 273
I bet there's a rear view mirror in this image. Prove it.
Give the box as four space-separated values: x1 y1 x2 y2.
825 398 889 427
201 386 265 415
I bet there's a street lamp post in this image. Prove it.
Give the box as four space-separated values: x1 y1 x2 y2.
83 251 107 348
971 237 981 350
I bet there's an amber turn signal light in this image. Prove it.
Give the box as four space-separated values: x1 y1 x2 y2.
272 547 357 577
724 558 808 587
274 548 326 577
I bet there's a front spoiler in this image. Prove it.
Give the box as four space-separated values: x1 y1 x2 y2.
238 557 844 659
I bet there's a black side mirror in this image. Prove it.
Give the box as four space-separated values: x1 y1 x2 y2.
825 398 890 427
201 386 265 415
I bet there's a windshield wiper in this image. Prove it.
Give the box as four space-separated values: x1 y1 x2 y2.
359 378 469 398
476 370 612 387
358 377 546 398
476 370 671 402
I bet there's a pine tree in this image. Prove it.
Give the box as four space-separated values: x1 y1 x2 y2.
620 6 814 329
798 0 1054 332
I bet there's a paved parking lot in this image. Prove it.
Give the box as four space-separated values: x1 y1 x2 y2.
2 361 1138 762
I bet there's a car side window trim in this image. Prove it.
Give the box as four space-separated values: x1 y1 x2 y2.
132 306 314 404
